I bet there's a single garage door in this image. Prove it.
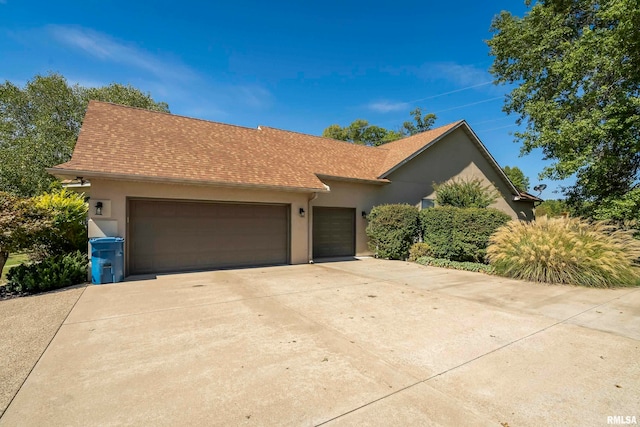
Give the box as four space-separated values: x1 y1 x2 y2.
312 207 355 258
128 199 289 275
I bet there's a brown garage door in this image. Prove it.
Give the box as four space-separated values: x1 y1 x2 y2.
312 207 355 258
128 199 289 275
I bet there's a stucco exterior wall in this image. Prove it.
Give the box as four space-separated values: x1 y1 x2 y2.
376 128 535 220
88 179 312 273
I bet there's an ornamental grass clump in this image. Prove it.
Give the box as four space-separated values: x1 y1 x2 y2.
487 216 640 287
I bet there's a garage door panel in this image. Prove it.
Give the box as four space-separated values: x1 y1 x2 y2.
129 200 289 275
313 207 355 258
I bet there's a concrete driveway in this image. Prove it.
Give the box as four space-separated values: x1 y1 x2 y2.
1 258 638 426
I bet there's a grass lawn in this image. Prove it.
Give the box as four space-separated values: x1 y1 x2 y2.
1 253 29 283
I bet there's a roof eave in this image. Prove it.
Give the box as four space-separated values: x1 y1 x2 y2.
315 174 390 186
46 167 329 193
513 192 543 203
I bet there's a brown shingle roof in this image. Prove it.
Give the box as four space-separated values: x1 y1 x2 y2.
258 126 388 183
50 101 481 191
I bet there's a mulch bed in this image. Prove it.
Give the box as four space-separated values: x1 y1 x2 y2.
0 285 29 301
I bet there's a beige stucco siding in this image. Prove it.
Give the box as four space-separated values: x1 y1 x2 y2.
377 128 535 220
88 179 312 273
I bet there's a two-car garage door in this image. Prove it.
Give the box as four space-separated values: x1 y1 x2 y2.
128 199 289 275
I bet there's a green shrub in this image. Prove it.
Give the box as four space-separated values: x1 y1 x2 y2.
33 189 88 260
415 256 496 274
535 199 569 218
0 192 52 274
434 178 498 208
6 251 88 294
487 216 640 287
420 207 511 262
571 188 640 225
408 242 432 261
366 204 420 260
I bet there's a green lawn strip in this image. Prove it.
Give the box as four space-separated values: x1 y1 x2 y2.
1 253 30 283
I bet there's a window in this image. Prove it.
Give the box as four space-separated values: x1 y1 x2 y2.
421 198 434 209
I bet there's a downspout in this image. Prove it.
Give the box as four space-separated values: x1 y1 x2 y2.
307 192 319 263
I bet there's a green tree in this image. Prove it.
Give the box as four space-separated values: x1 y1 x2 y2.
0 74 84 197
82 83 169 112
535 199 569 218
0 192 51 274
322 124 347 141
503 165 530 192
322 108 436 146
488 0 640 216
401 107 437 136
322 119 402 146
0 73 169 196
588 188 640 224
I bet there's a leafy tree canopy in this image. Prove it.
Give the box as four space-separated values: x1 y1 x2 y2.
584 187 640 224
401 107 437 136
503 165 530 192
488 0 640 214
322 120 403 147
0 72 169 196
322 107 437 146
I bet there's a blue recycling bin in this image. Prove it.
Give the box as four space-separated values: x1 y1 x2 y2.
90 237 124 284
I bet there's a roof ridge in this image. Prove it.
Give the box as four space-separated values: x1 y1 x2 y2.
89 100 261 132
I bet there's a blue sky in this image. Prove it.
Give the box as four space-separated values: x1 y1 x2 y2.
1 0 571 197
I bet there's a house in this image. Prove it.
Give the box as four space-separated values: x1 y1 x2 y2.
49 101 538 276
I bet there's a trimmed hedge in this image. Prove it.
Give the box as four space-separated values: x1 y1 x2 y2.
420 206 511 262
6 251 87 294
366 204 420 260
434 178 498 208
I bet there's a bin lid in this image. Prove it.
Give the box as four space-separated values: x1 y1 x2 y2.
90 237 124 243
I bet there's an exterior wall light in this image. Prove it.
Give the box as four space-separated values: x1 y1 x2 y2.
299 208 305 217
95 201 103 216
362 211 367 218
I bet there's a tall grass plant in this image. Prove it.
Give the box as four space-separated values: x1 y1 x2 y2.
487 216 640 287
